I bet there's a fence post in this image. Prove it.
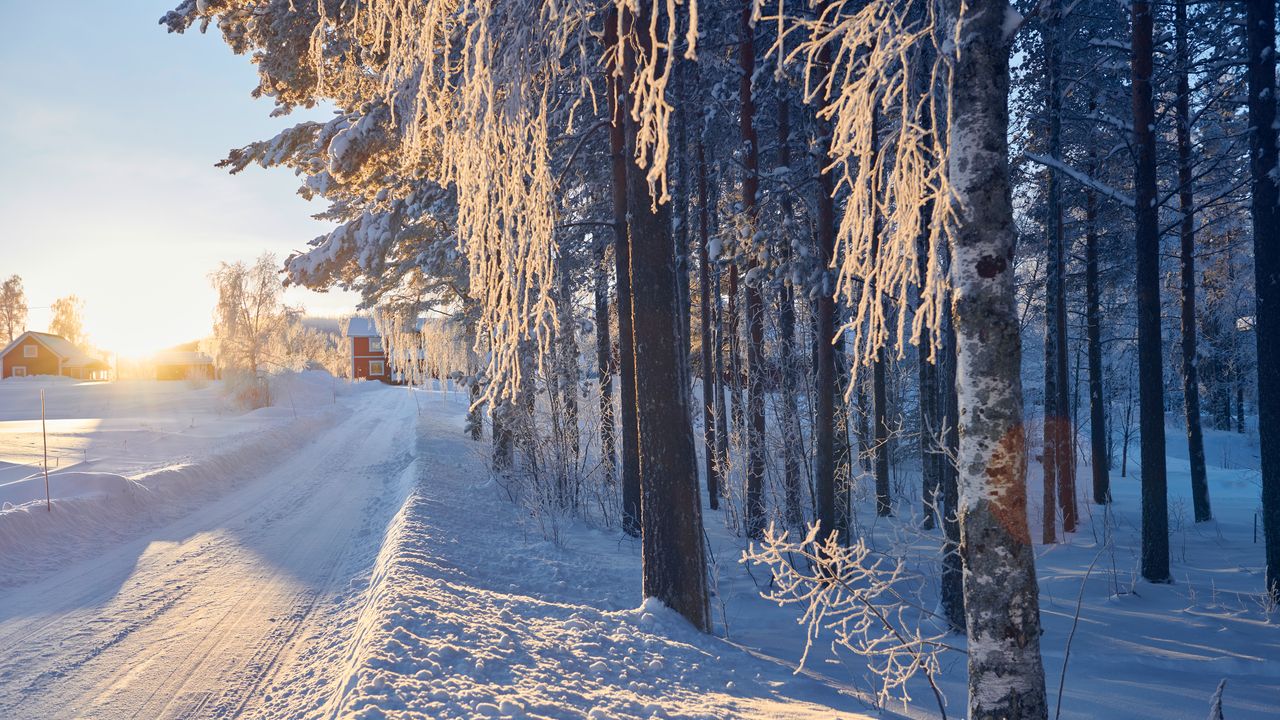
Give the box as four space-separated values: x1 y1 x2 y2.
41 388 50 512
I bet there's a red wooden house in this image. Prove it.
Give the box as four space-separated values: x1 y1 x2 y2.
1 331 110 380
344 317 389 381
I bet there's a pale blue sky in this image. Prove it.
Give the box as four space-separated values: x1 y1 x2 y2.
0 1 359 355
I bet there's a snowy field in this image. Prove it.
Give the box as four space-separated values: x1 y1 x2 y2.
0 377 1275 718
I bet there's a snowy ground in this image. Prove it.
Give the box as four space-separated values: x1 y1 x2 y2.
0 376 1275 718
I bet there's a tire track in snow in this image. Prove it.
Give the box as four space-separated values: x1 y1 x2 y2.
0 388 418 719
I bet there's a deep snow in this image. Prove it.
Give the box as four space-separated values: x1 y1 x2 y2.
0 376 1275 719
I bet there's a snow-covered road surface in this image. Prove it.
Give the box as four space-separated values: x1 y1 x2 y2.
0 388 418 719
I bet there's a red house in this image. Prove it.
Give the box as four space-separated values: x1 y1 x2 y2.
344 317 389 381
1 331 111 380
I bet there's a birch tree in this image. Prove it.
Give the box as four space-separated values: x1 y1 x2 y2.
0 275 27 345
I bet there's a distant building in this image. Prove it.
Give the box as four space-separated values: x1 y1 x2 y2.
0 331 110 380
344 317 390 381
154 350 216 381
343 316 430 383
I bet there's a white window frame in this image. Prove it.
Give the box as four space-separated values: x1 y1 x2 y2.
23 345 37 358
12 367 26 377
369 336 383 353
369 360 384 376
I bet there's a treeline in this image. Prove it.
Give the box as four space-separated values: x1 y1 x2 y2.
163 0 1279 717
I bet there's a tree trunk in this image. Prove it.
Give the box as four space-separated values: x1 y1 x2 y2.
1133 0 1171 583
623 5 710 631
1246 0 1280 602
492 399 514 472
697 136 721 510
947 1 1049 715
739 0 766 540
713 258 730 511
1042 0 1075 541
1175 0 1211 523
557 252 580 481
595 238 617 487
872 346 891 516
1084 179 1111 504
919 305 941 530
940 281 965 632
813 117 839 544
834 343 855 540
606 11 642 537
728 264 744 442
776 98 806 531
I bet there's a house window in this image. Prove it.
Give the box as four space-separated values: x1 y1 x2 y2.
12 367 26 377
23 345 37 358
369 361 384 376
369 336 383 353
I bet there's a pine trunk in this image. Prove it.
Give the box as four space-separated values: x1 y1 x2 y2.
776 99 806 531
739 0 766 540
940 288 965 632
607 11 642 537
623 5 710 630
595 239 617 486
697 137 721 509
1176 0 1211 523
1133 0 1171 583
919 295 941 530
1042 0 1074 540
1246 0 1280 602
813 118 839 544
873 347 891 517
1084 180 1111 504
947 1 1049 714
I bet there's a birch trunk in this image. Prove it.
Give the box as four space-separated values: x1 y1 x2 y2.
947 1 1049 714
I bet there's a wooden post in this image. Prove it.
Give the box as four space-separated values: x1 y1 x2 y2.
41 389 50 512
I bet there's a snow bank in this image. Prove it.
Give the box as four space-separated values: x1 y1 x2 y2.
0 471 142 508
313 396 861 720
0 411 336 584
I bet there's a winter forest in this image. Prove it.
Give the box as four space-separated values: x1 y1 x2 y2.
125 0 1279 716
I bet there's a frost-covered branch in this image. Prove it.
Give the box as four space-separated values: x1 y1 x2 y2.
1024 152 1136 208
742 523 949 716
759 0 955 373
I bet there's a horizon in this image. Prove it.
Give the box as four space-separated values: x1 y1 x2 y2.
0 1 361 358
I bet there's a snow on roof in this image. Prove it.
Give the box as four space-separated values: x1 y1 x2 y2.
344 317 379 337
0 331 107 368
343 316 430 338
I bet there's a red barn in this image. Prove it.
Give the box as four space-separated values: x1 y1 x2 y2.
1 331 111 380
344 317 389 381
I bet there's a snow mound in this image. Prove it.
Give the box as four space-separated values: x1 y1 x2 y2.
0 412 336 585
0 471 142 507
305 396 863 720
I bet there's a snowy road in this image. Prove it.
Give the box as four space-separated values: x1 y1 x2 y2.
0 387 418 720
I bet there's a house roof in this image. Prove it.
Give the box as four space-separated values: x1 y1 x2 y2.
344 317 379 338
0 331 109 369
343 316 429 338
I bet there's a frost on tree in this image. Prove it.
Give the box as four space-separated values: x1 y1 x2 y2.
762 0 1050 716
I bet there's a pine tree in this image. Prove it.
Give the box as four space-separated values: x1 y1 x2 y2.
1245 0 1280 602
1132 0 1172 584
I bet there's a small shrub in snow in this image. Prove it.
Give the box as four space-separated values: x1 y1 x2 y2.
742 522 949 716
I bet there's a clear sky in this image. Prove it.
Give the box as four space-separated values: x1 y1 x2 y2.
0 1 360 357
